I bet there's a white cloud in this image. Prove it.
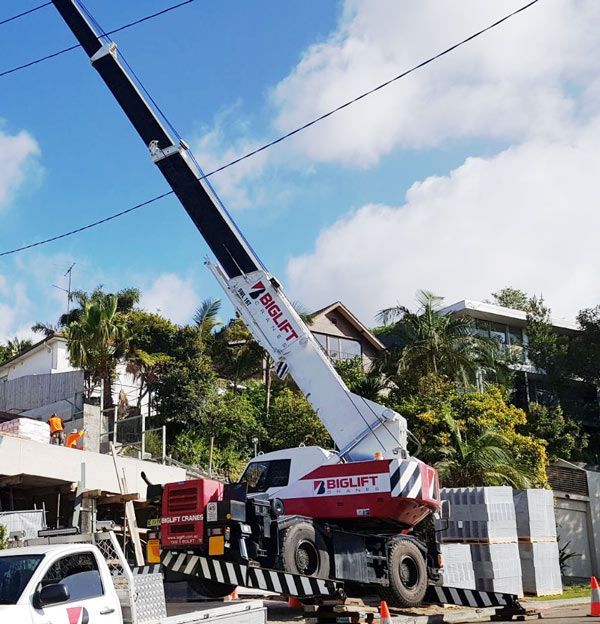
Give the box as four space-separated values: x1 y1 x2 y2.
271 0 600 166
287 118 600 324
0 277 33 342
0 128 40 208
140 273 200 324
193 106 272 209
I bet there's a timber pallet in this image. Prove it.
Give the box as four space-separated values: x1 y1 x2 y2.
491 605 542 621
517 537 557 544
305 597 380 624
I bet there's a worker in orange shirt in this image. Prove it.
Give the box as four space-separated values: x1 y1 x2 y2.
65 428 85 450
48 414 64 445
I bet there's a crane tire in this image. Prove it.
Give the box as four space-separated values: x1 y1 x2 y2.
281 521 330 578
379 539 427 608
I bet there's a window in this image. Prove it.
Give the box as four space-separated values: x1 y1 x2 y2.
312 333 362 361
240 459 291 493
489 322 507 345
0 554 44 605
41 552 103 602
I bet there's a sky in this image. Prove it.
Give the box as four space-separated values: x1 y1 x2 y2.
1 0 599 342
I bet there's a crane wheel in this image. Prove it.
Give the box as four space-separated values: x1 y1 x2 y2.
379 539 427 608
189 578 236 599
281 521 330 578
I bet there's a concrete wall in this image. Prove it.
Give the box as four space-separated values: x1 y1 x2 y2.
1 339 77 381
553 469 600 580
0 434 185 499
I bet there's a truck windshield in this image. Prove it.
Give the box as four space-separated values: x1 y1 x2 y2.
240 459 291 493
0 554 44 605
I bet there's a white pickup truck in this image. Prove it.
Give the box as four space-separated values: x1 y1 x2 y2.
0 538 266 624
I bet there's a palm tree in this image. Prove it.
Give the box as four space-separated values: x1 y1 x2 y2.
0 337 33 365
193 298 222 342
126 349 172 412
434 414 530 488
66 294 130 409
377 290 498 386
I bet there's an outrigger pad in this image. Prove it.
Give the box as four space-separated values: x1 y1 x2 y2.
161 551 344 599
425 585 520 609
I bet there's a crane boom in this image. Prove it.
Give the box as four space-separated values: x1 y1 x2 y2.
52 0 408 461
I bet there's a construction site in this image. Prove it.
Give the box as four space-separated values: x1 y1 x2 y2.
1 0 599 623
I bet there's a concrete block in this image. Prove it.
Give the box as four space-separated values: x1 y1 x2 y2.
519 541 562 595
513 489 556 539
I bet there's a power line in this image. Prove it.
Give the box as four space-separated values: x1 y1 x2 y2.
0 3 51 27
0 0 541 258
0 0 197 79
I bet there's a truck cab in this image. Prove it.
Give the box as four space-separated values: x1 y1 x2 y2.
0 543 122 624
240 446 338 497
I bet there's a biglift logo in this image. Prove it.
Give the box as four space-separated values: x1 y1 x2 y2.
245 281 299 342
312 474 384 496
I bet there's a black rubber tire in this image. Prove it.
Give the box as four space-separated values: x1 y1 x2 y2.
281 521 330 578
188 578 236 599
379 539 427 608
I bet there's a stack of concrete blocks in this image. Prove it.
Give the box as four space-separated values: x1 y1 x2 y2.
513 489 562 596
436 487 523 597
0 417 50 444
440 543 476 589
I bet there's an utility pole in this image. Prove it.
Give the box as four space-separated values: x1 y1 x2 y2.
52 262 76 312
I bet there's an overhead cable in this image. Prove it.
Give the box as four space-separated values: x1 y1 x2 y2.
0 3 51 27
0 0 540 258
0 0 197 79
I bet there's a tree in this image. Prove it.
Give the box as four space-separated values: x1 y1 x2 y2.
335 357 385 401
490 287 531 312
0 337 33 365
377 290 499 389
396 375 548 488
66 294 130 408
519 402 587 461
570 305 600 386
193 298 222 342
210 318 264 389
435 415 531 489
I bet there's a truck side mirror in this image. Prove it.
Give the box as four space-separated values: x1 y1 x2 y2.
34 583 70 609
433 500 450 521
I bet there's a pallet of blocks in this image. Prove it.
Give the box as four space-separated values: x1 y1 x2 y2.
304 598 380 624
440 543 476 590
513 489 562 596
435 487 523 597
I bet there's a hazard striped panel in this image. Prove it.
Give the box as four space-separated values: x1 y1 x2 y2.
131 564 162 575
425 585 520 609
162 551 343 598
389 460 423 499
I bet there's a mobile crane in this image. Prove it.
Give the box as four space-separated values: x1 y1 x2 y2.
52 0 441 607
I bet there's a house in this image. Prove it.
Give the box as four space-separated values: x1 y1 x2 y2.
309 301 385 371
0 334 146 441
440 299 599 427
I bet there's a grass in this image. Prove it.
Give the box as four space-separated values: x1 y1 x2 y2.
525 584 590 601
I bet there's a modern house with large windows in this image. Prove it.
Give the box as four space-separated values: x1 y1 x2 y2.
309 301 385 372
440 299 599 427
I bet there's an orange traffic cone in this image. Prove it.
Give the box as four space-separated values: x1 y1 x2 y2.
380 600 392 624
288 596 302 608
590 577 600 617
224 587 238 601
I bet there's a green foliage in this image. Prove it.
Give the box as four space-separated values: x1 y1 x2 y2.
490 287 531 312
66 293 130 406
395 375 548 488
193 298 222 342
334 358 385 401
0 337 33 366
520 402 587 461
0 524 6 550
376 290 500 390
261 387 331 452
570 305 600 386
210 318 264 387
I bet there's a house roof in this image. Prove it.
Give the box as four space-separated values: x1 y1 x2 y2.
0 333 66 372
310 301 385 351
439 299 579 333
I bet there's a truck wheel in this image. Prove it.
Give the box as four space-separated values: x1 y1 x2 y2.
281 521 330 578
189 578 236 599
380 539 427 608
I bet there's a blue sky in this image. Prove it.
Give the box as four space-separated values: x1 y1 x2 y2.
1 0 600 341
